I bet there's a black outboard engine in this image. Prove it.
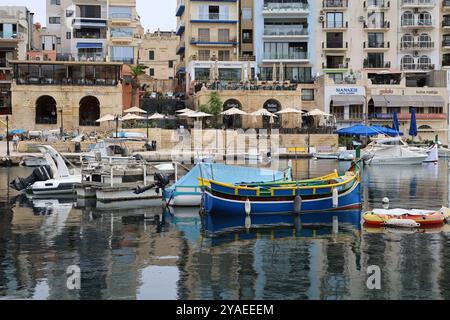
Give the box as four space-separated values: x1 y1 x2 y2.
134 172 170 195
9 165 54 191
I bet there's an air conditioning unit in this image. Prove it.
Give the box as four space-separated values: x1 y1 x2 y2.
319 15 324 22
359 16 365 23
413 51 419 57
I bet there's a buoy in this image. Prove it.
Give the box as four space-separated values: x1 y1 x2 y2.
382 197 390 209
385 219 420 228
293 194 302 214
332 188 339 208
245 198 251 215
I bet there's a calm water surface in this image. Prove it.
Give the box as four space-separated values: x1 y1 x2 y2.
1 160 450 300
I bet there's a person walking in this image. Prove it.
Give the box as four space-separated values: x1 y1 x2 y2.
12 134 20 152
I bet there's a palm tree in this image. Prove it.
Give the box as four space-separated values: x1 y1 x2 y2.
129 64 148 109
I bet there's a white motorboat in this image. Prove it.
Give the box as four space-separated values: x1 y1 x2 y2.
313 152 338 160
363 137 428 165
82 139 137 164
10 145 81 195
22 156 48 167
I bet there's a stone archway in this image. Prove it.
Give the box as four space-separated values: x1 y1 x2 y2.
79 96 100 126
36 95 57 124
263 99 281 129
223 99 242 129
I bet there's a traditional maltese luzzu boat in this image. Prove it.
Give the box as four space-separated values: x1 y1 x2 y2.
201 163 362 216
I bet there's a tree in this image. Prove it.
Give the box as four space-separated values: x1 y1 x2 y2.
199 92 223 128
129 64 148 108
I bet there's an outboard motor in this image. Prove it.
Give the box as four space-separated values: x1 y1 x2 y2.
134 172 170 195
9 165 54 191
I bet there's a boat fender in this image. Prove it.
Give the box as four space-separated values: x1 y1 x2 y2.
382 197 390 209
385 219 420 228
293 195 302 214
332 188 339 208
245 198 251 215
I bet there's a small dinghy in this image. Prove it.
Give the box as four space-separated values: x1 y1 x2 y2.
363 207 450 228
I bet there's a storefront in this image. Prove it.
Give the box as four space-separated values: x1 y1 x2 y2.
324 86 366 129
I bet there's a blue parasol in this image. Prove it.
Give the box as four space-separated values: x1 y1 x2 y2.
392 111 399 133
409 108 418 137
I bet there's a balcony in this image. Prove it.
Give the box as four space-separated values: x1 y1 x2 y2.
176 22 185 36
401 63 435 70
400 41 434 51
363 41 390 49
364 0 391 9
72 18 108 29
323 0 348 9
109 13 133 24
322 41 348 51
322 62 349 70
322 21 348 29
443 40 450 48
0 69 12 82
176 41 185 55
364 21 390 30
444 0 450 11
0 32 24 40
176 1 185 17
263 25 309 38
110 30 133 42
190 13 238 23
401 19 434 28
401 0 435 7
364 61 391 68
262 2 309 16
190 37 238 46
443 19 450 27
262 52 309 62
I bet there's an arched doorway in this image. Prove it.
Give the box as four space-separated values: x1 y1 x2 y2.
79 96 100 126
223 99 242 129
36 96 57 124
263 99 281 129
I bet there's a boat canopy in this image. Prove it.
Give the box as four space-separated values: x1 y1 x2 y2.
336 124 402 137
168 163 289 192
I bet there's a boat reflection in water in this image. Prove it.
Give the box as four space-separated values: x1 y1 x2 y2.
202 211 362 245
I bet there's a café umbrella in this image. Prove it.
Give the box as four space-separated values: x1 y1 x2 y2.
221 107 248 129
276 108 304 128
96 114 116 123
124 106 147 114
409 108 418 138
148 112 166 120
392 111 400 132
120 113 145 121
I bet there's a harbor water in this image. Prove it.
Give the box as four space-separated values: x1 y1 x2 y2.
1 160 450 300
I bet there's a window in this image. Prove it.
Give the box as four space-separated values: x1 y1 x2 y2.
168 60 174 68
149 68 155 77
368 32 384 48
366 53 384 68
149 50 155 60
326 12 344 28
326 32 343 48
242 8 252 20
109 6 132 19
198 28 210 42
78 5 101 18
110 46 134 63
302 89 314 101
66 32 71 39
56 37 61 45
218 50 230 61
51 0 61 5
242 30 253 43
218 29 230 42
49 17 61 24
195 68 210 80
198 50 210 60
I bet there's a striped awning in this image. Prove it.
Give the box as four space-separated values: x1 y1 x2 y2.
330 95 365 107
371 95 388 107
421 96 445 107
76 43 103 49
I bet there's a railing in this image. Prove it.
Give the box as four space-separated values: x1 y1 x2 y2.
364 61 391 68
364 0 390 8
190 37 238 44
264 26 309 36
109 13 132 19
322 63 349 69
110 30 134 38
401 0 435 6
323 0 348 8
401 19 434 27
263 2 310 11
199 81 299 91
263 52 308 60
401 63 435 70
77 54 105 62
364 21 390 28
443 41 450 46
323 21 348 28
370 113 446 119
323 41 348 49
444 0 450 7
364 41 390 48
0 32 24 39
191 13 237 21
400 41 434 49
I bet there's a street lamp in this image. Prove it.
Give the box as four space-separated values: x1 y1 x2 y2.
59 109 64 137
6 115 10 157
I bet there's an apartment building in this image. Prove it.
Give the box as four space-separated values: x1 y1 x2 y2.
239 0 255 58
0 6 35 116
107 0 142 64
254 0 314 83
138 30 179 80
46 0 108 61
176 0 257 93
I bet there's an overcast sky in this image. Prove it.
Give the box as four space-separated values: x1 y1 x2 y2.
0 0 176 32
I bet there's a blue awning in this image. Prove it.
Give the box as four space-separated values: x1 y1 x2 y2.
336 124 403 137
76 43 103 49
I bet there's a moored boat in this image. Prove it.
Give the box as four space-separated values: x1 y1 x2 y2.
201 163 362 216
363 208 450 228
